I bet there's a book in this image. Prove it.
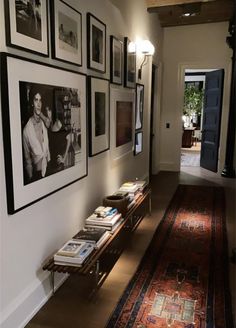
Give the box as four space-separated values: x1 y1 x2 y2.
85 213 122 227
54 242 94 265
56 239 87 257
73 227 110 247
85 218 124 234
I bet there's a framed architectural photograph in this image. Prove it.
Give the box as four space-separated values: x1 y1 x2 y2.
88 77 110 157
50 0 82 66
134 131 143 156
124 37 136 88
135 83 144 130
110 36 123 85
0 53 87 214
110 87 135 160
87 13 106 73
4 0 49 56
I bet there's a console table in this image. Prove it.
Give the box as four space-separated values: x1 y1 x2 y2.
43 187 151 295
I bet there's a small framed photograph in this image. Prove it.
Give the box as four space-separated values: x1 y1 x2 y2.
88 76 110 157
110 87 135 160
4 0 49 56
134 131 143 156
50 0 82 66
124 37 136 88
0 53 88 214
110 36 123 85
135 83 144 130
87 13 106 73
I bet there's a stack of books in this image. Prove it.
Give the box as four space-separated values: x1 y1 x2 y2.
117 180 148 209
84 206 123 233
54 239 94 267
73 226 111 248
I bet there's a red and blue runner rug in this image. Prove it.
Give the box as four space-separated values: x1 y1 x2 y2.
106 185 233 328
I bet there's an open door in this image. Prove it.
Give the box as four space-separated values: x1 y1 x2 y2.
200 69 224 172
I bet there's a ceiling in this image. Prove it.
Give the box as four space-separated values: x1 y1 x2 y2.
146 0 234 27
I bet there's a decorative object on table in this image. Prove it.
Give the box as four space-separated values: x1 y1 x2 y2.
54 242 94 266
103 195 129 216
87 13 106 73
135 83 144 130
4 0 49 56
124 37 136 88
0 53 87 214
106 185 233 328
56 239 87 257
50 0 82 66
110 88 135 160
134 131 143 156
110 36 123 85
88 76 110 156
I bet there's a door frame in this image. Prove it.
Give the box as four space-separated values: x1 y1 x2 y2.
177 62 231 173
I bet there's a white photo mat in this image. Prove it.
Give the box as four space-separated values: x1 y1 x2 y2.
2 55 87 213
52 0 82 65
6 0 48 55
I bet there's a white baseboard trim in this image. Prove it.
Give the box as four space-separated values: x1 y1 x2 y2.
1 272 68 328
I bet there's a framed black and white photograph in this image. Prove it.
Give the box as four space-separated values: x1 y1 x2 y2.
4 0 49 56
134 131 143 156
135 83 144 130
110 36 123 85
50 0 82 66
88 76 110 157
110 87 135 160
124 37 136 88
0 53 87 214
87 13 106 73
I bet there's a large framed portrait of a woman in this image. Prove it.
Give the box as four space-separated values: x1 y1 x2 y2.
4 0 49 56
0 53 87 214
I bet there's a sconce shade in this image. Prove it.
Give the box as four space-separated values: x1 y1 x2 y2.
138 40 155 55
128 41 136 53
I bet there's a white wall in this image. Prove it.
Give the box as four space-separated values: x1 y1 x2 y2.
159 22 232 172
0 1 162 327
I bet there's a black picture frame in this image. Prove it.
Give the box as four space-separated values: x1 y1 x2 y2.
110 36 123 85
87 13 106 73
50 0 82 66
134 131 143 156
4 0 49 56
0 53 88 214
88 76 110 157
124 37 136 88
135 83 144 130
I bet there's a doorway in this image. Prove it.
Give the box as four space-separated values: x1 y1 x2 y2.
181 70 204 168
180 68 224 172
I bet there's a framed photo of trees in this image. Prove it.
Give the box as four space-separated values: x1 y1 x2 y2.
110 36 123 85
124 37 136 88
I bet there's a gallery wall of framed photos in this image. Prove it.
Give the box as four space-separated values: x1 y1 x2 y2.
0 1 158 326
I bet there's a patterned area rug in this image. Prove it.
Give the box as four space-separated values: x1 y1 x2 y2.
106 185 233 328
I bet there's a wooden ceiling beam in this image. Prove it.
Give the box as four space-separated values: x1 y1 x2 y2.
146 0 216 9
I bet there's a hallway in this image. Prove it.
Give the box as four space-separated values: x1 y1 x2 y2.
27 168 236 328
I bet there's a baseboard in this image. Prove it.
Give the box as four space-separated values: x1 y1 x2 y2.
0 272 68 328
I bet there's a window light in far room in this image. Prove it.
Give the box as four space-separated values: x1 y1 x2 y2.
136 39 155 80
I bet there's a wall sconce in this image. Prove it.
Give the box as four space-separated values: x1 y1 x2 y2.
137 40 155 80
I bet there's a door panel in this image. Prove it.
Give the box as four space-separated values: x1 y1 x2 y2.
200 69 224 172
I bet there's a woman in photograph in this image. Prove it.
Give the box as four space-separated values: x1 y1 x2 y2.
23 88 51 183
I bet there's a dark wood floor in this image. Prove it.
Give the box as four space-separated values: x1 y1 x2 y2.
26 168 236 328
